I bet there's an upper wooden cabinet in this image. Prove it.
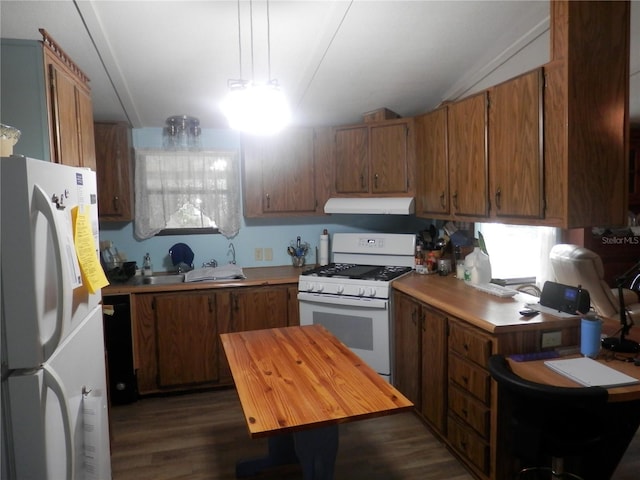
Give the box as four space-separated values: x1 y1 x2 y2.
629 128 640 210
488 68 544 220
1 30 96 168
415 107 449 216
415 2 629 228
333 118 415 196
242 127 331 217
542 1 629 228
94 122 134 221
448 92 489 218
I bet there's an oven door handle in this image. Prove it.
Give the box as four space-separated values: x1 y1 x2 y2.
297 292 388 309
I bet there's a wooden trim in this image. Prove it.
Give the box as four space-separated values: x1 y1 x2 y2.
39 28 90 85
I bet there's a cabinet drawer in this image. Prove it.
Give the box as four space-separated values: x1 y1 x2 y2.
449 383 490 438
449 353 491 403
447 415 490 475
448 320 492 367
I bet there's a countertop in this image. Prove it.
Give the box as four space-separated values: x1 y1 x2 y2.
393 272 583 334
103 265 305 295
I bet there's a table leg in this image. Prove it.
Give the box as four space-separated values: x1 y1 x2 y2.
235 425 339 480
294 425 339 480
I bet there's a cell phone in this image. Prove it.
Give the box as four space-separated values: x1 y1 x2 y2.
519 308 539 317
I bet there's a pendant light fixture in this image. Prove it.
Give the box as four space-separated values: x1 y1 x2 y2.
220 0 290 135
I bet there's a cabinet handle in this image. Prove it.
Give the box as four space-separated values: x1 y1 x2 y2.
411 308 417 326
360 174 366 189
421 313 426 332
461 408 468 418
461 376 469 385
374 173 379 189
452 191 459 210
112 196 120 212
265 193 270 209
495 188 502 210
439 192 446 209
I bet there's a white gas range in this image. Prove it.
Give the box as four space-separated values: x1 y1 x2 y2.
297 233 416 382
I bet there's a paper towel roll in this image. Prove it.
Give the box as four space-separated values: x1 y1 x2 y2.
320 229 329 266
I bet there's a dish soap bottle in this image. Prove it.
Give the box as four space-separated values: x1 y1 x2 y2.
142 253 153 276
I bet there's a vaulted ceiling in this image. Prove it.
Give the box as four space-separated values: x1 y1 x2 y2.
1 0 639 130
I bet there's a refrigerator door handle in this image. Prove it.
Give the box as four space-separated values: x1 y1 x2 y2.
43 364 74 480
32 184 70 360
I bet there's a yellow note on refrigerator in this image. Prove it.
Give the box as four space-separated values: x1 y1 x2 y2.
72 205 109 293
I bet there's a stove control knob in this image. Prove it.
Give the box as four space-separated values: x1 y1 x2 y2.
366 287 376 297
357 287 365 296
316 284 324 293
336 285 344 294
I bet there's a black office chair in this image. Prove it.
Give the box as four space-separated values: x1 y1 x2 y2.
487 355 608 480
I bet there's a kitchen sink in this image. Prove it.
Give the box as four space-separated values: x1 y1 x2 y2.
128 273 185 286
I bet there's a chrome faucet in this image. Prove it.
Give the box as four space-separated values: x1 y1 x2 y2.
227 243 236 264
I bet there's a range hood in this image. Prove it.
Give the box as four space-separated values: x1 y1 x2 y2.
324 197 415 215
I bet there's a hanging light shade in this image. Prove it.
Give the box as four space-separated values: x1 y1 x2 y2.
221 0 290 136
221 80 290 136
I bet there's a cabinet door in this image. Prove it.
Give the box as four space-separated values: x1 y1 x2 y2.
334 126 369 193
154 293 218 388
243 128 318 216
392 291 421 406
131 293 156 395
232 286 289 332
448 92 489 218
421 305 447 431
415 108 449 216
76 87 96 171
287 285 300 326
489 69 544 219
95 122 134 221
629 129 640 209
370 121 411 194
48 61 81 167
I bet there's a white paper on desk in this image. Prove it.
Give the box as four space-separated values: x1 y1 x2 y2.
525 303 581 319
544 357 640 388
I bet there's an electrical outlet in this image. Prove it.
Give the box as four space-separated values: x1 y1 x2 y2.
264 248 273 261
254 248 263 261
541 331 562 348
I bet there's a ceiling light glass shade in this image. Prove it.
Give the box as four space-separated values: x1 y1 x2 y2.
221 80 291 135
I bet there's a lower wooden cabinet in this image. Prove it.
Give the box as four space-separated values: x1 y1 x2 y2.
132 284 297 395
154 293 218 388
393 291 494 479
392 291 447 430
447 318 493 477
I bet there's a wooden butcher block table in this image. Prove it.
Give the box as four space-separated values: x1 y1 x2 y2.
220 325 413 479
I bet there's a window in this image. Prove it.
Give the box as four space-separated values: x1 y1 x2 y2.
475 223 558 286
134 150 241 239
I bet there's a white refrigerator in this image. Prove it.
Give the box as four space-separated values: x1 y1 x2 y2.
1 157 111 479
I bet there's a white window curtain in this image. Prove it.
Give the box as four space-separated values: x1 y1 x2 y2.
475 223 559 287
134 149 241 239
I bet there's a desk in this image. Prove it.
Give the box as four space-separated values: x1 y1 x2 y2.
506 355 640 479
220 325 413 479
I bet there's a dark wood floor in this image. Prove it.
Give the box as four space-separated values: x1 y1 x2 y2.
109 388 640 480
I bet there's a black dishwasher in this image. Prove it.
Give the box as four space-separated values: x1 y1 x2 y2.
103 295 137 405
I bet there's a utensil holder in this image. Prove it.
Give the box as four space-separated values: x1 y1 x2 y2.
292 256 305 268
